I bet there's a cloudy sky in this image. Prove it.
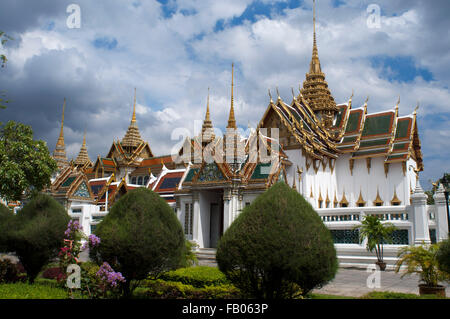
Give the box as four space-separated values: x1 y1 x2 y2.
0 0 449 189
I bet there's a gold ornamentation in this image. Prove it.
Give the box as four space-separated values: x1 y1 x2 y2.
384 163 389 178
366 158 371 174
373 187 384 206
356 189 366 207
349 159 354 176
391 188 402 206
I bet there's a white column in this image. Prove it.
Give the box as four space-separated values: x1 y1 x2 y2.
411 180 431 245
434 184 449 242
192 192 202 248
223 189 232 231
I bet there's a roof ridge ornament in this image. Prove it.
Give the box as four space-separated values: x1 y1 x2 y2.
268 89 273 103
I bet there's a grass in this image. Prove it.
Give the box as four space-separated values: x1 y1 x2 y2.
0 282 68 299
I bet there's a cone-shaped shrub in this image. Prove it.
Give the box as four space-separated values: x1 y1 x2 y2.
216 182 338 298
0 204 14 252
7 194 69 283
91 188 185 296
437 237 450 275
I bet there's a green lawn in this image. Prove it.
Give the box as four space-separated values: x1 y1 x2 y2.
0 283 68 299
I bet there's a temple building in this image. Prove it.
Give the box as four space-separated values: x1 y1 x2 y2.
47 2 448 269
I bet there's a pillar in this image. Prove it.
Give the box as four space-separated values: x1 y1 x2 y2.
192 192 201 248
223 189 232 231
434 184 449 242
411 180 431 245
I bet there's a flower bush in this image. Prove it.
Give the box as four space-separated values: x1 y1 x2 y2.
57 220 125 298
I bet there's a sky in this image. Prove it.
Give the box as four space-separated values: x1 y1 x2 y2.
0 0 449 190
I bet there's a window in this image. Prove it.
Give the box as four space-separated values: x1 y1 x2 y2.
184 203 193 238
131 177 137 184
144 175 149 185
71 208 82 214
138 176 143 185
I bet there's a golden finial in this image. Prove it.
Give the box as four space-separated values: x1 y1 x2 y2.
227 63 237 129
291 87 296 100
396 95 401 108
132 88 137 123
350 89 354 102
364 96 370 105
414 102 419 114
206 87 211 121
268 89 273 103
276 87 280 100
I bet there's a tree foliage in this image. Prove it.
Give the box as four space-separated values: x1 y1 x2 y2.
5 194 70 283
0 121 57 202
354 215 396 263
395 244 450 287
216 182 338 299
0 203 14 252
90 188 185 297
437 238 450 275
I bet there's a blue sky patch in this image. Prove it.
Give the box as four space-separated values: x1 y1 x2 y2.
93 37 118 50
214 0 301 32
370 55 433 83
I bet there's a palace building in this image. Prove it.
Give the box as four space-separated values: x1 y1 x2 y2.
47 2 448 269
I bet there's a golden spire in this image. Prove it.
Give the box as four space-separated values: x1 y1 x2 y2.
300 0 338 128
310 0 321 74
201 87 214 142
122 88 144 148
227 63 237 129
53 98 69 171
132 87 137 123
75 130 92 167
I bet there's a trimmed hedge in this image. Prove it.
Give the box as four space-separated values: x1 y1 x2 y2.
361 291 447 299
91 188 185 296
135 279 241 299
217 182 338 298
159 266 229 288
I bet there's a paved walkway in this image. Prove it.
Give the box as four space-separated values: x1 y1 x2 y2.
312 267 450 298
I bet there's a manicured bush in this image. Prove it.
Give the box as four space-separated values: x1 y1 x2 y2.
135 279 241 299
178 240 198 268
437 237 450 275
361 291 446 299
90 188 185 297
216 182 338 299
6 194 70 283
0 204 14 252
159 266 229 288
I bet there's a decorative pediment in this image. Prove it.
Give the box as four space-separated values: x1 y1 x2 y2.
73 182 90 198
196 163 226 183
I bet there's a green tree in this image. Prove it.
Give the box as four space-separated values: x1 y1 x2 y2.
354 215 396 269
396 244 450 287
5 194 70 283
0 203 14 252
436 238 450 275
216 182 338 299
0 121 57 202
90 188 185 297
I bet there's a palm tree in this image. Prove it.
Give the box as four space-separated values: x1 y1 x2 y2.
395 243 450 296
355 215 397 270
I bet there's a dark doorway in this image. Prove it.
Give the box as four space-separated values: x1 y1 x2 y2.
209 202 224 248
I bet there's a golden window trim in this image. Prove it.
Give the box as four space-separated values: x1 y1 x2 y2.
356 190 366 207
373 188 384 207
391 189 402 206
340 190 349 207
